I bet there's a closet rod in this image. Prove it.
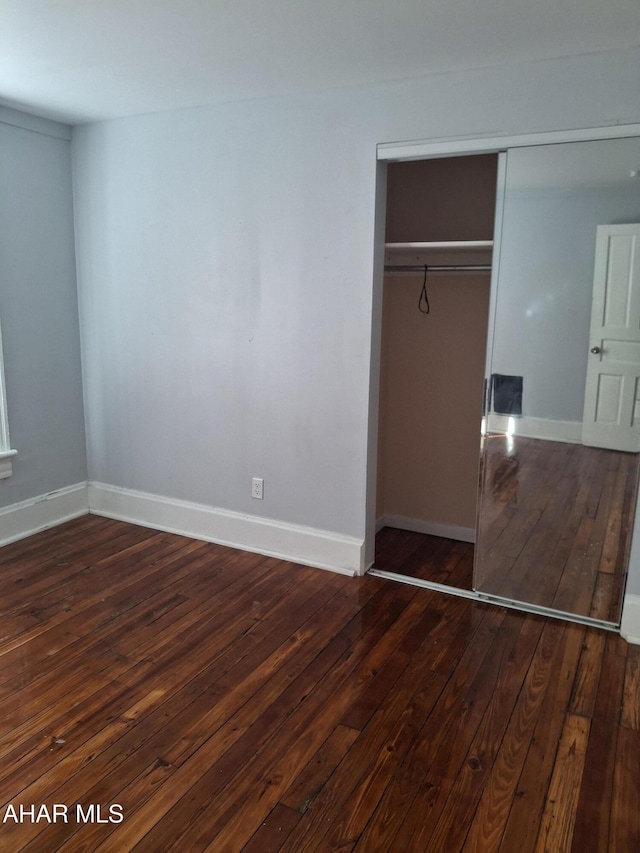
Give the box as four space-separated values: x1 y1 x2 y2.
384 264 491 273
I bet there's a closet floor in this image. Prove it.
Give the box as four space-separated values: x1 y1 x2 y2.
374 527 474 590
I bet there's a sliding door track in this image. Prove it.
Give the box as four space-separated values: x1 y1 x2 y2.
367 568 619 632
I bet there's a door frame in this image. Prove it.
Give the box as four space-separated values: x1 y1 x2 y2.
365 122 640 633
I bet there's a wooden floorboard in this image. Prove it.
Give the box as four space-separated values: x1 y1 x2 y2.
374 527 474 589
0 515 638 851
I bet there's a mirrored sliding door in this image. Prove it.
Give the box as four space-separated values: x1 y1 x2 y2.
474 136 640 624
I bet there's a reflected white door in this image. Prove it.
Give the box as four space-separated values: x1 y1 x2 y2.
583 224 640 452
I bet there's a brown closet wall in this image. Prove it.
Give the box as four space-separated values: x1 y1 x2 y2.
377 155 497 532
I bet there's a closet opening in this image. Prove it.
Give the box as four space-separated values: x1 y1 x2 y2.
370 153 499 591
367 126 640 632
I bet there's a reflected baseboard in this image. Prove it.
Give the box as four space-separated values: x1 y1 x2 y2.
486 414 582 444
376 514 475 543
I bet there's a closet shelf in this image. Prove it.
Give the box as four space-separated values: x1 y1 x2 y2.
384 240 493 251
384 240 493 274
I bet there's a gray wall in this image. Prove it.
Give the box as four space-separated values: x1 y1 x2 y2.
71 48 640 548
0 109 87 507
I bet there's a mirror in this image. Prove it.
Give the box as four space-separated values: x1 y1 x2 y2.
475 137 640 624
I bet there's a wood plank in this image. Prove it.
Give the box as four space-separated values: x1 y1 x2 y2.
533 713 590 853
461 618 566 852
568 628 607 719
398 613 544 852
242 804 301 853
621 645 640 731
570 632 627 853
338 604 443 731
609 725 640 853
345 604 513 853
498 622 586 853
280 724 360 813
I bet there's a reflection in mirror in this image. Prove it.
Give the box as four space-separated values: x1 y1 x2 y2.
476 434 639 621
475 137 640 623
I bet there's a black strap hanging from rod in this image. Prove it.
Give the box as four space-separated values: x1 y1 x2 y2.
419 265 429 315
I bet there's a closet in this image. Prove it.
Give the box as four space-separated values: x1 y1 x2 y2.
375 154 498 588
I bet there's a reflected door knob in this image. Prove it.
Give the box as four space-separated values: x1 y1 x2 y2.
590 346 601 354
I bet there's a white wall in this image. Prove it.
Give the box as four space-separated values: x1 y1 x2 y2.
0 108 87 508
71 48 640 572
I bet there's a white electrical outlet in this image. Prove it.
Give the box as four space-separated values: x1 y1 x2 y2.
251 477 264 499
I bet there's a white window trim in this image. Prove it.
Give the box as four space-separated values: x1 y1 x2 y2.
0 319 16 479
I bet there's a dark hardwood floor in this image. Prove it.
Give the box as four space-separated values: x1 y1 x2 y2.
374 526 474 589
0 514 638 851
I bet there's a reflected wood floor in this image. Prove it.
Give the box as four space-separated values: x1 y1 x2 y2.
0 514 638 851
477 436 640 622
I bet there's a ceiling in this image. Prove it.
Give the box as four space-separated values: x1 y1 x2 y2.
1 0 639 126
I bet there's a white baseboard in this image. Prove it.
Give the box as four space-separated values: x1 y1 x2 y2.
620 594 640 645
486 414 582 444
88 482 363 576
0 482 89 546
377 513 476 543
